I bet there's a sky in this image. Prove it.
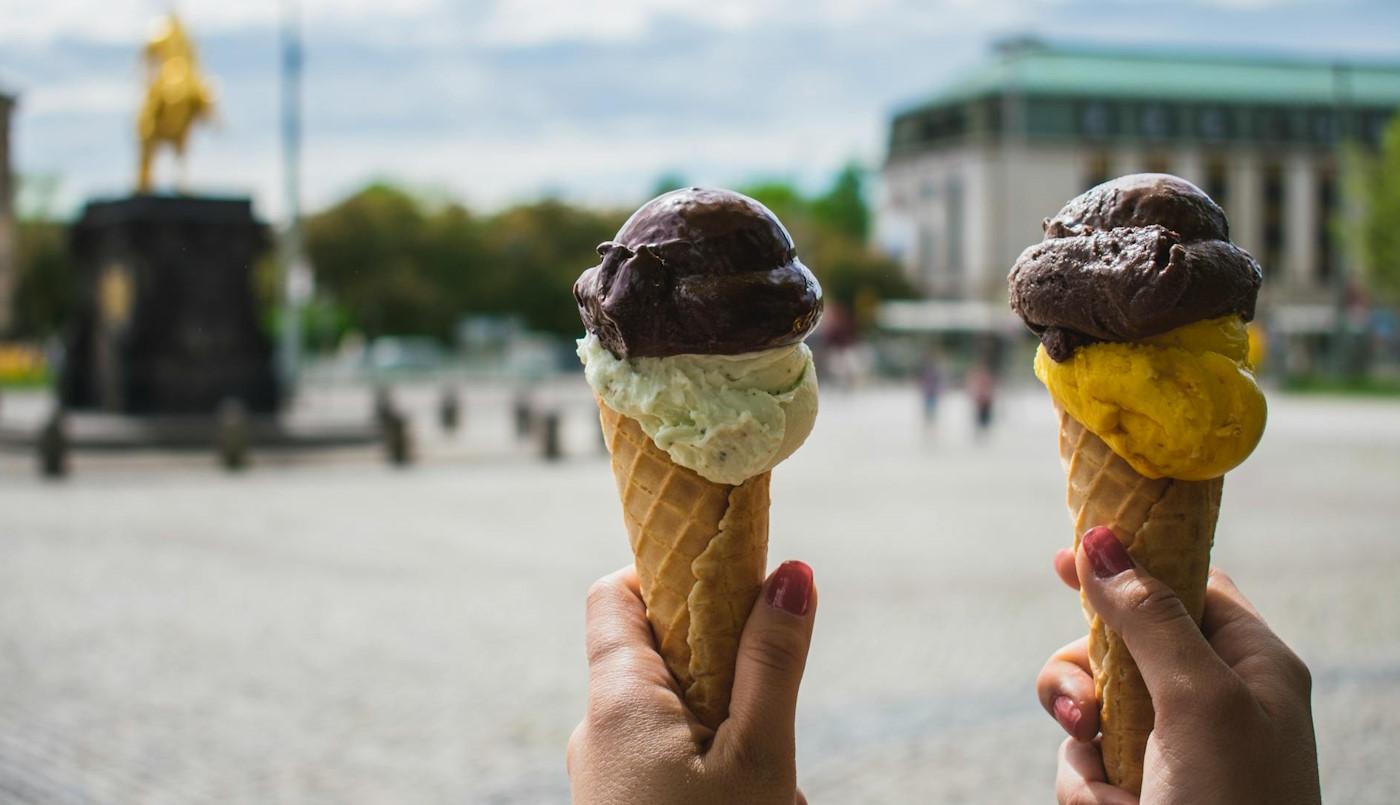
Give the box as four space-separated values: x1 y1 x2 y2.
2 0 1399 221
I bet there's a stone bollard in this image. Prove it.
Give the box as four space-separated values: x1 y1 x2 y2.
37 411 68 479
216 398 249 471
513 393 533 440
439 386 461 433
540 410 562 462
373 385 395 429
383 410 413 467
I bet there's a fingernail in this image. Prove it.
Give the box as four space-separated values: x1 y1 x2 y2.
1053 696 1082 736
767 561 813 616
1082 526 1133 578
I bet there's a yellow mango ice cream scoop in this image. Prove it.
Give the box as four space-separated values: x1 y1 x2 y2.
1007 173 1267 795
1034 315 1265 480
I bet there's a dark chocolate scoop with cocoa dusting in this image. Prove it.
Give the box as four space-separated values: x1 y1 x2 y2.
1008 174 1262 362
574 188 823 359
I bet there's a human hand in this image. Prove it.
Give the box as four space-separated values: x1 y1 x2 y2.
1036 527 1320 804
567 561 817 805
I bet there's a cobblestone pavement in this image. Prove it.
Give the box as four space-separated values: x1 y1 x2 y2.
2 384 1398 803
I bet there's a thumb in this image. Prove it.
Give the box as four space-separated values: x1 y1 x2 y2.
719 560 817 763
1077 526 1233 708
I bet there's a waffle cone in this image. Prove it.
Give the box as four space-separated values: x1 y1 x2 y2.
596 401 769 729
1056 406 1221 795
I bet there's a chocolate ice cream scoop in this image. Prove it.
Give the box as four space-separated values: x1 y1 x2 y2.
1008 174 1262 362
574 188 823 359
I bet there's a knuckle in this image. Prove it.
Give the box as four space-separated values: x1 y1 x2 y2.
1124 582 1188 625
565 722 586 773
740 629 806 675
587 679 645 727
585 577 618 615
1195 675 1255 720
724 736 788 782
1278 647 1313 694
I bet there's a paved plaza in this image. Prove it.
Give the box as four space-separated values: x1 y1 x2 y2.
2 382 1398 803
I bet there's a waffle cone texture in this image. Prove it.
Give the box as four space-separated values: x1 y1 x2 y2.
597 401 769 729
1057 406 1222 795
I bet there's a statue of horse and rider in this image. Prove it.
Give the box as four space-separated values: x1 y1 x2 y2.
137 13 215 192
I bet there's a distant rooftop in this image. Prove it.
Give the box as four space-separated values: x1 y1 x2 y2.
902 37 1400 113
887 38 1400 160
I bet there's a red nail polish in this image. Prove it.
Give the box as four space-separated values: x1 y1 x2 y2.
1053 696 1082 736
1082 526 1133 578
767 561 813 616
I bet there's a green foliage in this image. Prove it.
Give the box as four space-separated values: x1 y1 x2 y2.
304 185 624 340
11 217 75 338
303 161 909 343
811 162 870 241
740 165 911 319
649 172 690 199
1351 115 1400 302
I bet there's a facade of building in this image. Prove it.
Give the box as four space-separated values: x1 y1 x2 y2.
878 39 1400 318
0 90 14 334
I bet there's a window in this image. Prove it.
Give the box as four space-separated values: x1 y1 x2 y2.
919 225 939 291
1256 109 1291 143
945 177 963 279
1198 107 1230 142
1317 163 1336 284
1084 152 1111 190
1261 160 1284 278
1080 102 1113 139
1140 104 1173 140
1205 156 1229 208
1310 111 1336 145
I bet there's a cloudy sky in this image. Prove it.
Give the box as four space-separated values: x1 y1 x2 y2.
3 0 1398 220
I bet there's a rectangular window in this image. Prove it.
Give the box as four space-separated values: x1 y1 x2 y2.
919 225 939 292
1077 100 1117 140
945 177 963 279
1026 98 1075 138
1205 155 1229 207
1317 163 1336 283
1261 160 1284 278
1084 152 1111 190
1197 107 1231 142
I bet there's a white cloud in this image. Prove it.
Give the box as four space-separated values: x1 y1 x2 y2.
6 0 1397 223
0 0 445 45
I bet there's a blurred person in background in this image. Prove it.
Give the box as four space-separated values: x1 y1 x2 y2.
918 347 944 437
568 534 1320 804
967 360 996 439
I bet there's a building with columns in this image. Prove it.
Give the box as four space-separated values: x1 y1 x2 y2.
0 89 14 335
878 38 1400 326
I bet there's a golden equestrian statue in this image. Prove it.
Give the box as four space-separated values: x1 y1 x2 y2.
136 13 215 192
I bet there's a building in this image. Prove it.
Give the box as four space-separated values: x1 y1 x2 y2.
0 90 14 334
878 38 1400 321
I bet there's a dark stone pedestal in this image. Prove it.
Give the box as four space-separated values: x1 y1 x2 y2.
60 195 280 414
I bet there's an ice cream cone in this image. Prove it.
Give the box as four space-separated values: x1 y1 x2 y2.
596 400 769 729
1056 405 1222 795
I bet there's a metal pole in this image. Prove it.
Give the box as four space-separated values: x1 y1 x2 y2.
278 0 309 397
1330 62 1352 378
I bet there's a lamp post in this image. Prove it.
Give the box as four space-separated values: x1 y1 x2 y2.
278 0 311 397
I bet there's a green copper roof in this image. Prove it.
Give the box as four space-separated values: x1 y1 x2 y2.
905 39 1400 112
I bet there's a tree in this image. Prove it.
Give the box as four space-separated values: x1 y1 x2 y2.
12 218 74 338
304 183 457 339
1352 115 1400 302
649 172 690 199
811 162 870 241
480 200 625 335
739 174 912 321
301 164 910 346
